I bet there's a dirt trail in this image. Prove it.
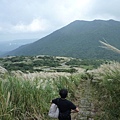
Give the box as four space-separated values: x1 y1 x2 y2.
72 75 95 120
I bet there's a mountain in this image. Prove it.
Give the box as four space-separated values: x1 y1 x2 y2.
3 19 120 60
0 39 37 55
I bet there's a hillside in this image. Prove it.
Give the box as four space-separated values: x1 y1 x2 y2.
4 19 120 60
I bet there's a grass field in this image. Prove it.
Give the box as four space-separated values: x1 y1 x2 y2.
0 56 120 119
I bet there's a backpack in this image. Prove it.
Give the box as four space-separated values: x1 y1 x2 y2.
48 99 60 119
48 103 59 118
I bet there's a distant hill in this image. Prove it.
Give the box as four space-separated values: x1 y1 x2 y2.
3 19 120 60
0 39 37 55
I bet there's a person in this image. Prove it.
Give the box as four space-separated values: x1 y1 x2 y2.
52 88 79 120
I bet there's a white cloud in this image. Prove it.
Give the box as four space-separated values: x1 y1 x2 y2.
13 18 49 33
0 26 2 31
1 0 120 41
86 0 120 20
46 0 92 24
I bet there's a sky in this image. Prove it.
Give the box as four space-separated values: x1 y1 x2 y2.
0 0 120 42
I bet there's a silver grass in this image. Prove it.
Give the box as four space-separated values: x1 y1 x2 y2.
99 40 120 54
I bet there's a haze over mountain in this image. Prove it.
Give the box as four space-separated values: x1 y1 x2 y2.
0 39 37 55
3 19 120 60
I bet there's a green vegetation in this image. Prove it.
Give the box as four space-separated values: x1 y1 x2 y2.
0 56 62 73
0 73 81 120
0 56 105 73
54 68 77 73
66 59 106 69
4 20 120 61
89 62 120 119
0 55 120 119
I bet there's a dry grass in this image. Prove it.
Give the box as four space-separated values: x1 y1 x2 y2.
90 61 120 119
99 40 120 54
94 62 120 75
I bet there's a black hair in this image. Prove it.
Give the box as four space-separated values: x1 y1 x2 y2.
59 89 68 98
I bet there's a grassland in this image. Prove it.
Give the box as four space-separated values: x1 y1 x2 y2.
0 56 120 119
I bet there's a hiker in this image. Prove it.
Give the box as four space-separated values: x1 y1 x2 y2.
52 88 79 120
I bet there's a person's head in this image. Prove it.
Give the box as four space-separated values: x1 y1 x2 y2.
59 89 68 98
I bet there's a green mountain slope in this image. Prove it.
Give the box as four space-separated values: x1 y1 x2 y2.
4 19 120 60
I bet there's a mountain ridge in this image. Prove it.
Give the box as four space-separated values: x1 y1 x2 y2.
3 19 120 60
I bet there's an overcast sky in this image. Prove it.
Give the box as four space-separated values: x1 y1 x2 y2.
0 0 120 41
